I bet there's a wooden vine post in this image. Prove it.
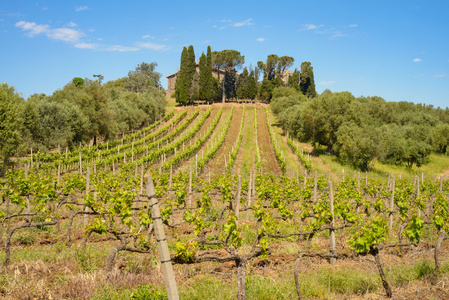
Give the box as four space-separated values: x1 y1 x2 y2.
235 175 242 225
328 181 336 265
388 176 395 236
246 170 252 208
146 174 179 300
188 167 193 208
84 167 90 227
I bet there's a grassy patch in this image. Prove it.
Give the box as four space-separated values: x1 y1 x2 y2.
318 151 449 179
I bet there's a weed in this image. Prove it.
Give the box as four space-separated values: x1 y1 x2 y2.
92 285 132 300
17 233 36 245
75 246 96 272
131 284 168 300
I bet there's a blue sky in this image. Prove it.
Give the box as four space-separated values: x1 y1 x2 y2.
1 0 448 108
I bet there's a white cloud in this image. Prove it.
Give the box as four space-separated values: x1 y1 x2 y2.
47 27 83 42
256 37 265 42
135 41 168 51
142 35 154 39
330 31 346 39
16 20 83 43
413 58 422 62
68 21 78 27
106 45 140 52
301 24 324 31
348 24 358 27
75 6 88 12
433 74 446 78
232 18 254 27
15 21 50 36
74 43 98 49
319 80 336 85
74 43 140 52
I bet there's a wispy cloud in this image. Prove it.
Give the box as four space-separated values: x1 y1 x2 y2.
319 80 336 85
74 43 98 49
15 21 49 36
413 73 426 78
213 18 254 30
331 31 346 40
433 74 446 78
135 41 168 51
256 37 265 42
348 24 358 28
142 35 154 39
232 18 254 27
16 21 83 42
413 58 422 62
17 20 167 52
300 24 324 31
107 45 139 52
47 27 84 42
75 6 88 12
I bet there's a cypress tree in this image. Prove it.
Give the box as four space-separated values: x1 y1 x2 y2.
247 70 258 100
288 68 301 91
187 45 196 104
199 52 208 100
205 45 214 101
236 67 249 100
300 62 317 98
175 47 190 105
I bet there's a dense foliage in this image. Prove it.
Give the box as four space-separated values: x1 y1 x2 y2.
271 87 449 170
0 62 166 167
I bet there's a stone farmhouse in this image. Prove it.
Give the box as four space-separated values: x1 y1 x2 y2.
166 62 293 97
166 60 227 97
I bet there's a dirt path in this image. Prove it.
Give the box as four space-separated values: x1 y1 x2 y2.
267 110 303 176
200 106 243 178
153 107 218 171
256 106 282 176
233 105 255 178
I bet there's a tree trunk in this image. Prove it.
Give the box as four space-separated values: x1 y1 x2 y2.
236 257 247 300
371 247 392 298
105 242 126 272
222 71 226 103
431 229 446 285
294 254 303 300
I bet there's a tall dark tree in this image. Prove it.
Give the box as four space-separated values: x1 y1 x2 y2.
212 49 245 103
204 46 215 101
277 56 295 74
199 51 214 101
300 62 317 98
247 70 258 100
288 68 301 91
224 72 237 100
257 54 279 80
187 45 197 103
175 47 191 105
236 67 249 100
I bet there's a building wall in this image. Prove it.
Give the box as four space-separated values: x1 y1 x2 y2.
166 66 227 98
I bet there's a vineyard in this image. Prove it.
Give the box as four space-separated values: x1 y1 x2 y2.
0 103 448 300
